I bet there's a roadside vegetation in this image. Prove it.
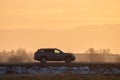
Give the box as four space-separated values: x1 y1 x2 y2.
0 48 120 62
0 73 120 80
0 48 33 62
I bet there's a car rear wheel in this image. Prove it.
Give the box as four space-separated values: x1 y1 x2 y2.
40 57 47 63
65 57 71 63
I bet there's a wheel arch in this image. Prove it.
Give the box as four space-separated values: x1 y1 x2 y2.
40 56 47 60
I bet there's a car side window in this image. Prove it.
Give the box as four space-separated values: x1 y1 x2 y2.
40 50 45 53
44 49 53 53
54 49 61 54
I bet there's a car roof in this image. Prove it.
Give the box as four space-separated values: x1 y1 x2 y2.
39 48 59 50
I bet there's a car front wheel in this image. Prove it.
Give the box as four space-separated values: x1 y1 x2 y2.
65 57 71 63
40 57 47 63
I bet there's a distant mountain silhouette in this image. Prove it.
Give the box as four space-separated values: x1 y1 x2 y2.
0 24 120 53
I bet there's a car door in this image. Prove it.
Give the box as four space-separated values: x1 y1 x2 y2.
53 49 65 60
45 49 55 60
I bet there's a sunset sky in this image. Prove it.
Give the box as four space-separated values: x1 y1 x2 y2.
0 0 120 53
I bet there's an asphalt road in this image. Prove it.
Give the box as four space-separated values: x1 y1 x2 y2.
0 62 120 67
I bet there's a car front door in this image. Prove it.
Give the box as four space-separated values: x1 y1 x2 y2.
52 49 64 60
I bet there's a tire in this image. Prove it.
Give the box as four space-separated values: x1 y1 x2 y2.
65 57 71 63
40 57 47 63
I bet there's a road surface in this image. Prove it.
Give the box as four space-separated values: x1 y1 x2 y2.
0 62 120 67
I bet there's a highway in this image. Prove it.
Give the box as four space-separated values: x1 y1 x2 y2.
0 62 120 75
0 62 120 67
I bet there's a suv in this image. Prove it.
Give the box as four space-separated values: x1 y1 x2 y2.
34 48 75 63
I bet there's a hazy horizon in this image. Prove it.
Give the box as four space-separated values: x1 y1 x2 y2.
0 25 120 54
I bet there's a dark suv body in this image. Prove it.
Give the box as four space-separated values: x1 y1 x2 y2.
34 48 75 63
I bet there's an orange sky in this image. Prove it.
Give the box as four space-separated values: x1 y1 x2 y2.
0 0 120 30
0 26 120 54
0 0 120 53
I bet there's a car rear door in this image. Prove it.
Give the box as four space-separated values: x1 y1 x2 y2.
45 49 55 60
